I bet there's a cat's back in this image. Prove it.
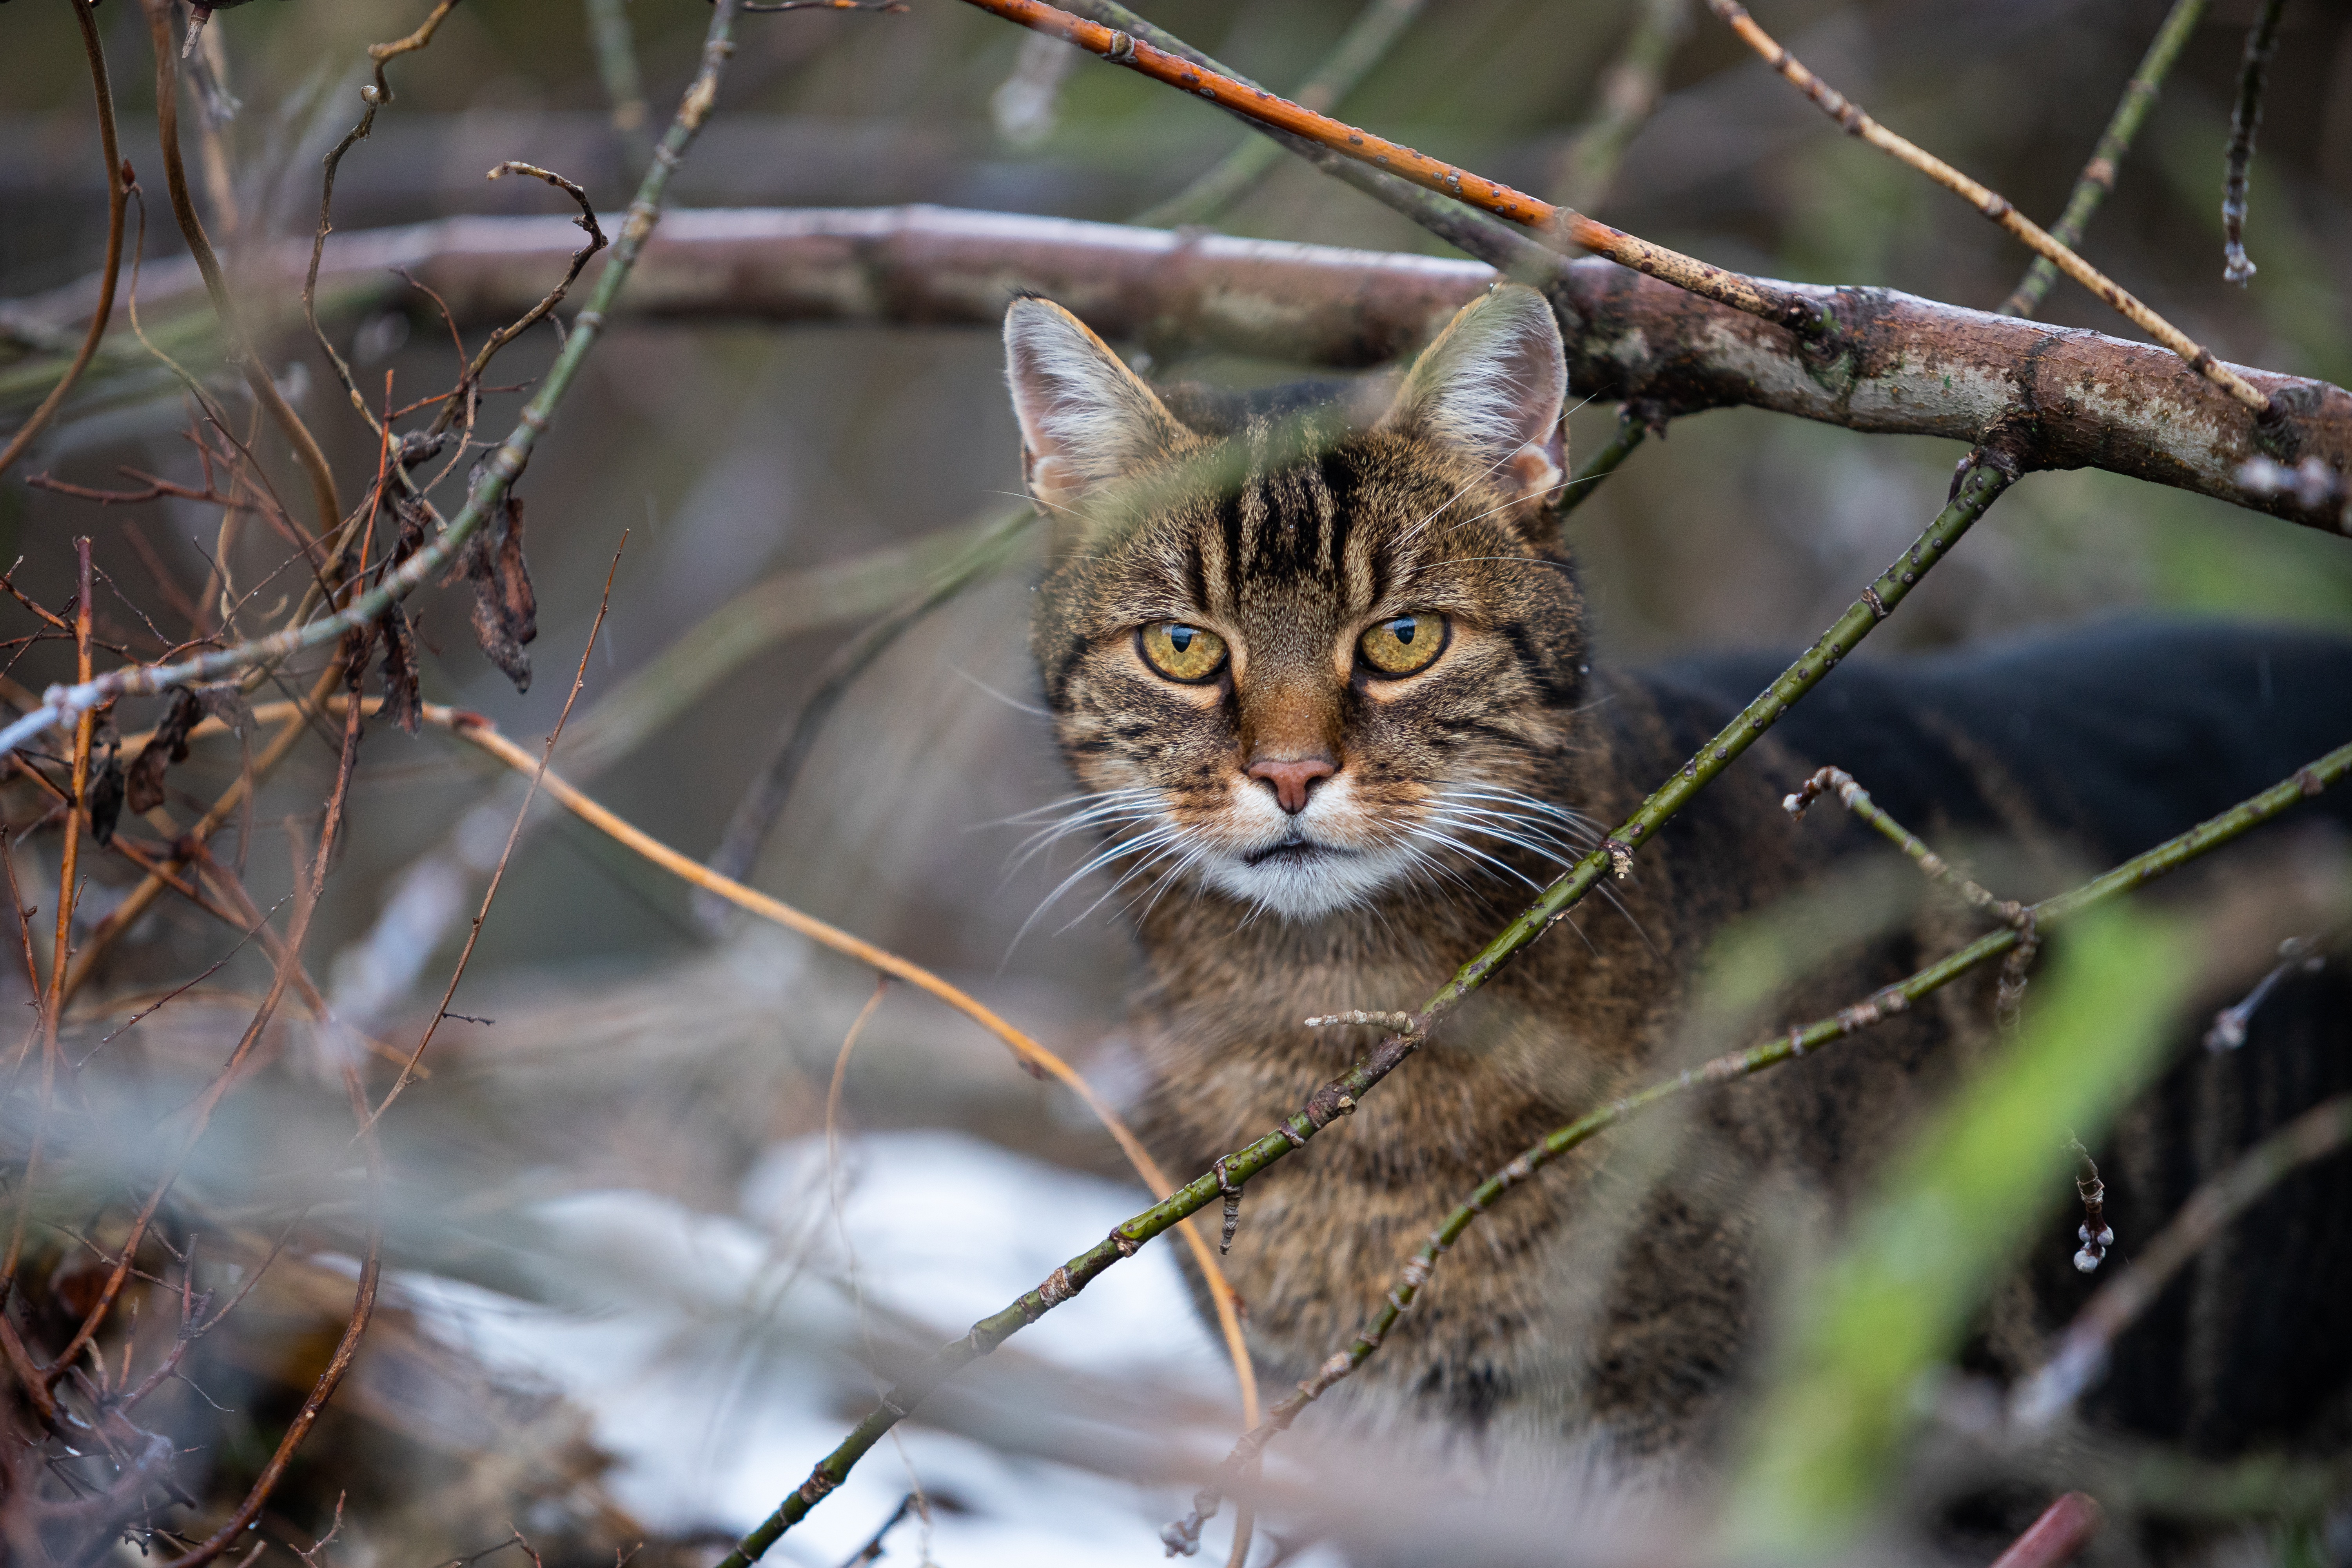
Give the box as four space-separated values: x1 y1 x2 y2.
1651 618 2352 1459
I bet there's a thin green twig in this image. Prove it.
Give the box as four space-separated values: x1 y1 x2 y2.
2001 0 2207 318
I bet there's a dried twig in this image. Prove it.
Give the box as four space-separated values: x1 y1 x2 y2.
368 534 628 1125
1706 0 2271 415
0 0 127 477
2221 0 2286 285
2001 0 2209 318
2014 1091 2352 1427
150 708 383 1568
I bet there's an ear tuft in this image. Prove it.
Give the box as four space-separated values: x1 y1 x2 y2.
1004 298 1183 515
1381 285 1569 511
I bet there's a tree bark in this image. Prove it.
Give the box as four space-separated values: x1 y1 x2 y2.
29 204 2349 534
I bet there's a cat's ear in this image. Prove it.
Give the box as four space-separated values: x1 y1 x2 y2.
1380 284 1568 515
1004 296 1185 516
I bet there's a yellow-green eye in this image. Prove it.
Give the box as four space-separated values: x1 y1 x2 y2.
1357 613 1446 676
1140 621 1228 682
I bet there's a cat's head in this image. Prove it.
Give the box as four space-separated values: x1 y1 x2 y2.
1009 285 1593 922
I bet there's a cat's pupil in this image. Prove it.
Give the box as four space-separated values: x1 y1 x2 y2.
1390 617 1417 644
1169 626 1196 652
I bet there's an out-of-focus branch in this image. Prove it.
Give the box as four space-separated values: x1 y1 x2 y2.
695 506 1034 922
141 0 344 538
1549 0 1690 212
55 207 2349 532
2000 0 2208 319
2221 0 2285 286
1131 0 1430 229
0 0 127 477
1706 0 2270 415
2014 1089 2352 1427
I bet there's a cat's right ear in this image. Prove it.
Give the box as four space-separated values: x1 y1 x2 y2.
1004 297 1184 517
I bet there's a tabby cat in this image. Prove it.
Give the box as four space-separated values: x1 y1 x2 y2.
1003 284 2352 1538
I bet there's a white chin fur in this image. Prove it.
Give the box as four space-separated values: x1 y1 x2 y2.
1197 844 1417 919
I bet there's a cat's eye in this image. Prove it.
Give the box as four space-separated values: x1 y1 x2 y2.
1139 621 1229 682
1357 613 1447 677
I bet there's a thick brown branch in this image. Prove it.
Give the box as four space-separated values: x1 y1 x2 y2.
51 208 2344 534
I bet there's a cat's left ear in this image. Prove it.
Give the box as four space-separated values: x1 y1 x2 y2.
1379 284 1568 518
1004 295 1186 518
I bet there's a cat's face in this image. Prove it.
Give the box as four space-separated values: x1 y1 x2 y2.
1011 286 1593 922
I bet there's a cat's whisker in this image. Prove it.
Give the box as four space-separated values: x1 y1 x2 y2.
1013 822 1183 947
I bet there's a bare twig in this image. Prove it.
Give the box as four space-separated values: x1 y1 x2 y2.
367 534 628 1126
1706 0 2271 414
420 160 607 443
0 0 127 477
1783 765 2028 927
583 0 653 171
2015 1092 2352 1427
152 708 382 1568
2221 0 2286 285
2001 0 2208 318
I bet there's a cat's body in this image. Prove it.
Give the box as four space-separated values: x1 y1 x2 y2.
1002 286 2352 1512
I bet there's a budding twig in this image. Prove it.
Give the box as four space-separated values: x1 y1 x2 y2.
2070 1138 2112 1273
2221 0 2286 286
1707 0 2271 415
2202 933 2323 1052
1784 765 2029 928
2014 1091 2352 1428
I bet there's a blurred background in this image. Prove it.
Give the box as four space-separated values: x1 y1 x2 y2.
1 0 2349 1562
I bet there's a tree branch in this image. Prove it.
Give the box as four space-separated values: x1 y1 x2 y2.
53 206 2349 533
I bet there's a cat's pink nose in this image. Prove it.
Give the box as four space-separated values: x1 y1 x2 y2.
1247 755 1336 815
